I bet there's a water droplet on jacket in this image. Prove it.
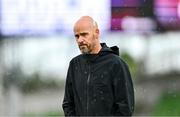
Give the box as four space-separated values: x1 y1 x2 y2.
101 97 105 100
100 91 103 94
93 94 96 97
103 71 108 75
125 82 128 86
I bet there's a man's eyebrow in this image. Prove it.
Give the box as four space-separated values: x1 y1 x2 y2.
80 32 88 35
75 32 88 36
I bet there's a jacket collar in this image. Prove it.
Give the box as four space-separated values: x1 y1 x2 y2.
82 43 119 62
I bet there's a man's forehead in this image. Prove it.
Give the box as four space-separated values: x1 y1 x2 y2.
74 21 92 29
73 23 92 33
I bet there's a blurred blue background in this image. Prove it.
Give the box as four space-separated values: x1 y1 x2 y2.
0 0 180 116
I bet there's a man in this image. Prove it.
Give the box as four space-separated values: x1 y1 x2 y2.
62 16 134 116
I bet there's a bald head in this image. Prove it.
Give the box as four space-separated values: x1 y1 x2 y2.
73 16 98 32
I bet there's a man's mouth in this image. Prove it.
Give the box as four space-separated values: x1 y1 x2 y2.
79 44 87 48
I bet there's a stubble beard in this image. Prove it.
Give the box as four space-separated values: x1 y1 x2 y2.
79 36 97 54
79 42 96 54
79 45 90 54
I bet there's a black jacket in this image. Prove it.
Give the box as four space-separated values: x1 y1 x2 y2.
62 43 134 116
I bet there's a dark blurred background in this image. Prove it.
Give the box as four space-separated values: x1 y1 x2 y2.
0 0 180 116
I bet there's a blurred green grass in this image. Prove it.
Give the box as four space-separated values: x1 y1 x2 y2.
22 111 64 117
152 92 180 116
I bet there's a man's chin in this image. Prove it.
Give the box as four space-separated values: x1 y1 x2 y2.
79 45 90 54
80 49 90 54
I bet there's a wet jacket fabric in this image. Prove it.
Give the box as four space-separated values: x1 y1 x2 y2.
62 43 134 116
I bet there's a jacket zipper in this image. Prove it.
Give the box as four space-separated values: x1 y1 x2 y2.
86 62 91 115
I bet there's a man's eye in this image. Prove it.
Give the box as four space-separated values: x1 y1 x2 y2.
75 35 79 38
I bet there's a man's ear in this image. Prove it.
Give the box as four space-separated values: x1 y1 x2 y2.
95 29 99 34
94 29 99 39
95 29 99 39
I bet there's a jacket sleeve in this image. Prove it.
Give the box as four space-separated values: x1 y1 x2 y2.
62 63 76 116
112 59 135 116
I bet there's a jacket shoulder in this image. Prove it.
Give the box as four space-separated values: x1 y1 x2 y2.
109 53 129 68
69 54 83 64
108 53 121 62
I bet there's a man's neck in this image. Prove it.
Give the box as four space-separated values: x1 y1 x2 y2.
90 43 102 54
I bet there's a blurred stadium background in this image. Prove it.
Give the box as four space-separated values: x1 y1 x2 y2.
0 0 180 116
